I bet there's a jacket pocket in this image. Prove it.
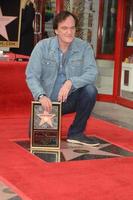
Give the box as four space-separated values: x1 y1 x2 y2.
41 58 56 67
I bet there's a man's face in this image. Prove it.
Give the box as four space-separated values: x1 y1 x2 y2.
55 15 76 45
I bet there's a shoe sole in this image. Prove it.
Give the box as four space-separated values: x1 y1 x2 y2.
67 139 100 147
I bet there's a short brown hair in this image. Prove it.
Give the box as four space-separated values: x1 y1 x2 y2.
53 10 78 30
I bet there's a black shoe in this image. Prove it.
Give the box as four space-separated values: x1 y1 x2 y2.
67 134 100 147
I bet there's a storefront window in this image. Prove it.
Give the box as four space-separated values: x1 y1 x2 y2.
102 0 117 53
34 0 55 44
44 0 56 38
124 0 133 46
120 0 133 101
97 0 117 56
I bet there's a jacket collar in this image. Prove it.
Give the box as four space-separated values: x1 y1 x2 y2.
48 36 80 64
49 36 80 53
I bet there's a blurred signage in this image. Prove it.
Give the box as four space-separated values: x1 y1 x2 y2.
0 0 22 47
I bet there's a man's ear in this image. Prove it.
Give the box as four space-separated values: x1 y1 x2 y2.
54 29 58 35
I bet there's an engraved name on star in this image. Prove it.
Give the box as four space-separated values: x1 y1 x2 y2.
37 111 55 127
0 7 17 40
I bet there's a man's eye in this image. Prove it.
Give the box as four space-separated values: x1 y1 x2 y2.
61 27 75 31
61 27 67 30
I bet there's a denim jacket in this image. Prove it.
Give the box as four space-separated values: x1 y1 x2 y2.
25 36 98 100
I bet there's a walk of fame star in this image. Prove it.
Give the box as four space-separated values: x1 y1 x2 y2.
61 142 121 161
37 111 55 127
0 8 17 40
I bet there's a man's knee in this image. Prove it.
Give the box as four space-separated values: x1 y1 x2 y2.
81 85 98 99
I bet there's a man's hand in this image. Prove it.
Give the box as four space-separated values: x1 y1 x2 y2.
58 80 72 102
39 96 52 113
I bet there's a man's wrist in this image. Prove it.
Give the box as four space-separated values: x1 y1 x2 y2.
38 94 46 101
